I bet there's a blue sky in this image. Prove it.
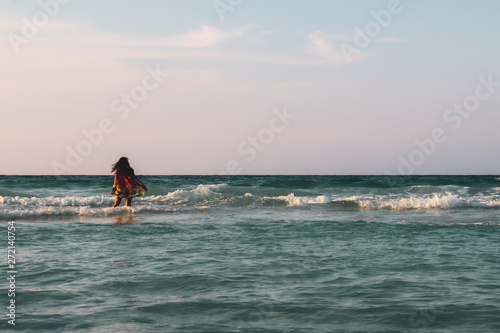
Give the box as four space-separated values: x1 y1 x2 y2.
1 0 500 175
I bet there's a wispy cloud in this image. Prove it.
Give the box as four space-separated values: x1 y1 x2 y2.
304 31 408 64
0 13 247 53
1 12 401 67
90 25 249 49
305 31 366 64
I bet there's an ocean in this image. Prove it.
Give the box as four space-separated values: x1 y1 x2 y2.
1 175 499 332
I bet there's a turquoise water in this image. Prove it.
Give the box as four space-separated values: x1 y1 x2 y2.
1 176 500 332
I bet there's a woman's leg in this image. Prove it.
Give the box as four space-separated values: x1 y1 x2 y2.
125 198 133 207
113 197 122 207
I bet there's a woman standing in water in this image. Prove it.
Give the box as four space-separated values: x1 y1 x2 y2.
110 157 148 207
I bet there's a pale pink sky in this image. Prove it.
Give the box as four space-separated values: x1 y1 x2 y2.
1 1 500 175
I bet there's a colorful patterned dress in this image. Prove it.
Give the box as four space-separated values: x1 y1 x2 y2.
110 169 147 198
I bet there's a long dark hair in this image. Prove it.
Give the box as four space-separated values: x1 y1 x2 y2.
111 157 134 174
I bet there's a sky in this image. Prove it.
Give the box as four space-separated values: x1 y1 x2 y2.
1 0 500 175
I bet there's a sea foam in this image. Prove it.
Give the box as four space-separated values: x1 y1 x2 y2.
2 179 500 220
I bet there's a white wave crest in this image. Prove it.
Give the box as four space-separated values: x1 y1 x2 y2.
0 205 118 219
2 183 500 219
0 195 113 207
358 193 462 210
143 184 222 204
357 192 500 210
276 193 330 207
271 192 500 210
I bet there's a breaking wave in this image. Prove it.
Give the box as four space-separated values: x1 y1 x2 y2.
2 181 500 219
